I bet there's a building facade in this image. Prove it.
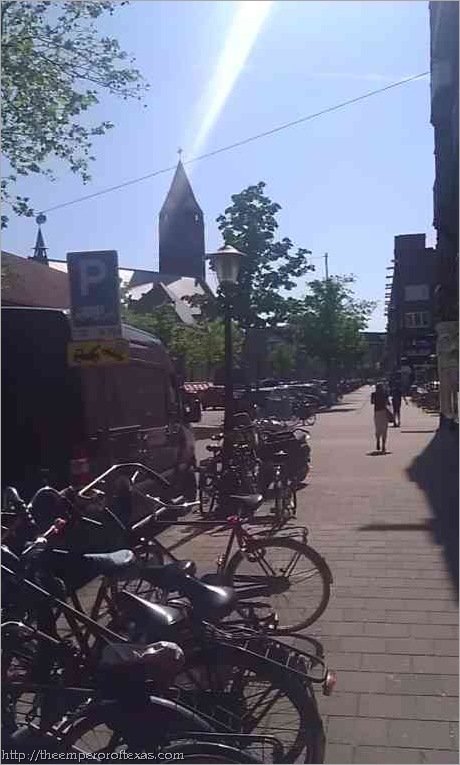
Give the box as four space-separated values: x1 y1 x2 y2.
360 332 386 376
386 234 438 378
429 1 459 425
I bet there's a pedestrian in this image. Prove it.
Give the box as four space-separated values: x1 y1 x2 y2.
371 382 390 453
390 380 404 427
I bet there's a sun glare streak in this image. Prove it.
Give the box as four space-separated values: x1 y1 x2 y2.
189 1 273 162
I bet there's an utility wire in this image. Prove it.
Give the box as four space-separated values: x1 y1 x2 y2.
42 71 429 215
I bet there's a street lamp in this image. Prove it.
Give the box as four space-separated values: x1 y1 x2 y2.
207 244 244 432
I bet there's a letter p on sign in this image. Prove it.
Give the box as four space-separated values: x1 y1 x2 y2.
79 257 108 297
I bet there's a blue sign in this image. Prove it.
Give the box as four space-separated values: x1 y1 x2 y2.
67 250 122 340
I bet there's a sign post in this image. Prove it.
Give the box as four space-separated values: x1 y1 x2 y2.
66 250 128 366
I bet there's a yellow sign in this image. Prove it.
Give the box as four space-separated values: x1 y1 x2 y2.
68 338 129 367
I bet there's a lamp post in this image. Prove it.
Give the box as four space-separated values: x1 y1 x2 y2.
207 244 243 433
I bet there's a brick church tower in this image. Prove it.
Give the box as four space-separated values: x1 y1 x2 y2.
159 161 205 280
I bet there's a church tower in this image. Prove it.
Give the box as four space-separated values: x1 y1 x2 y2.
28 215 49 266
159 160 205 280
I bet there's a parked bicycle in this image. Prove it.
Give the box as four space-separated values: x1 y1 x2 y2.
2 512 335 763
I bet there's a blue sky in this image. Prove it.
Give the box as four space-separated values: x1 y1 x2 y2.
2 0 434 330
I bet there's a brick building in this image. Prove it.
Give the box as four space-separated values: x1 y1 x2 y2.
385 234 438 377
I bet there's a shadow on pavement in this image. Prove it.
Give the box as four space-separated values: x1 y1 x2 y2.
366 451 393 456
401 429 438 434
359 521 433 532
406 429 459 597
320 407 357 414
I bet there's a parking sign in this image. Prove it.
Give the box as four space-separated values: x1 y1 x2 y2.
67 250 122 340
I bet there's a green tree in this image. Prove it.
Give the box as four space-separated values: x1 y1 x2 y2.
268 343 296 379
122 305 179 348
1 1 147 226
122 305 242 379
191 182 313 328
291 275 376 382
217 182 315 327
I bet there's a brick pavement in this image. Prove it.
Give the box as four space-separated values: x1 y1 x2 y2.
169 388 459 764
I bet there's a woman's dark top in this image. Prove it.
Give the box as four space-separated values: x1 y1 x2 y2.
371 389 388 411
391 388 402 406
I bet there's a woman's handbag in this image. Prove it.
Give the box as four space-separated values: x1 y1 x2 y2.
385 407 395 424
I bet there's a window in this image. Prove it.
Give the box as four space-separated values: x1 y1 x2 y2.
404 284 429 301
82 364 169 430
405 311 430 329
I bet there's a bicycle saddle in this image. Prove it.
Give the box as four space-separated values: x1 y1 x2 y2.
229 494 264 513
82 549 136 575
142 558 197 577
116 590 188 640
99 639 185 679
140 564 235 620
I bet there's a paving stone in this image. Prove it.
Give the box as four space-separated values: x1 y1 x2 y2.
364 622 411 637
428 612 459 625
385 638 435 655
410 625 458 639
334 670 387 694
421 751 460 764
319 692 359 717
324 743 353 763
328 652 363 670
385 673 459 697
387 719 453 749
327 716 388 746
412 656 459 675
354 746 420 763
313 621 365 637
359 694 459 721
344 608 388 622
361 653 412 672
387 610 430 624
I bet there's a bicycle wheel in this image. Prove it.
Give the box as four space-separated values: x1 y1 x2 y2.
163 741 261 763
60 697 215 760
198 464 218 518
225 539 332 633
172 642 324 763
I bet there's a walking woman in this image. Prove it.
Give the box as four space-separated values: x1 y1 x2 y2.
371 383 390 453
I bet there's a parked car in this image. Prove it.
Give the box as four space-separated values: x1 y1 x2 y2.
201 384 226 410
2 306 200 500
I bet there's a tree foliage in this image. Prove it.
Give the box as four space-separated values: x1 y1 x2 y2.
268 343 296 378
122 305 242 379
192 182 314 329
1 1 147 226
290 275 376 376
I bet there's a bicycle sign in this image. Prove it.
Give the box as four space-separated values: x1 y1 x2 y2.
67 338 129 367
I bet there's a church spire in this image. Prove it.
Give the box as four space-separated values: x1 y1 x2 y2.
159 160 205 280
160 160 202 214
29 214 49 266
